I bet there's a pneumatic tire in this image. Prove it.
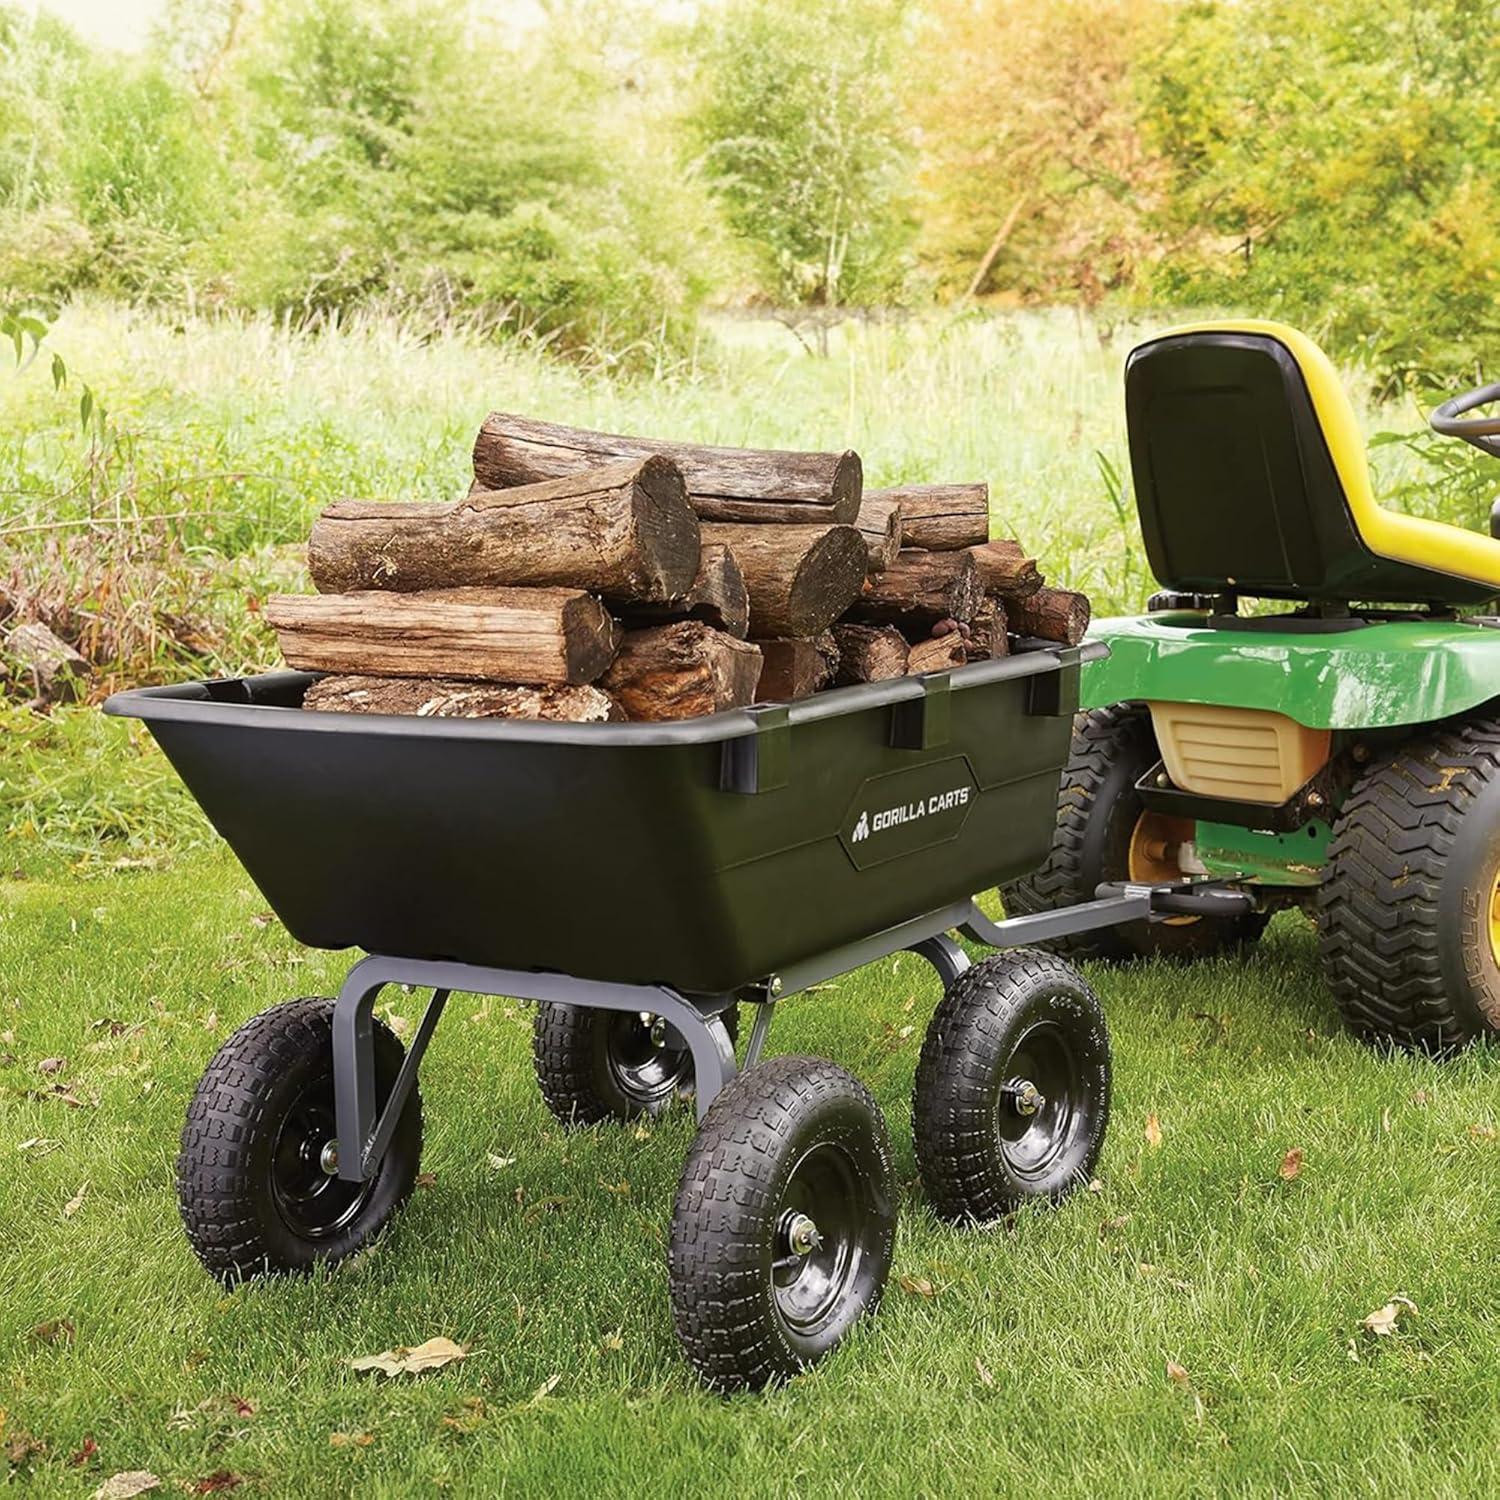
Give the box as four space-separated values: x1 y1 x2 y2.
1318 719 1500 1051
177 998 421 1283
532 1003 739 1125
1000 703 1269 960
913 950 1110 1222
669 1055 896 1392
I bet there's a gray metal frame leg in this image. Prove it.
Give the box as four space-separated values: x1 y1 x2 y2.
331 954 738 1182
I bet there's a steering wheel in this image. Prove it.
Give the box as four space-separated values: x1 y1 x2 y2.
1431 381 1500 459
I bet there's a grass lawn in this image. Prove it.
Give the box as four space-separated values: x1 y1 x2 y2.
2 851 1498 1497
2 305 1498 1495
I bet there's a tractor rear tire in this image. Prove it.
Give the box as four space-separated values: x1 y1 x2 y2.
1318 718 1500 1051
1001 703 1268 961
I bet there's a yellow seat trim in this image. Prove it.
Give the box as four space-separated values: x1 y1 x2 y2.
1160 319 1500 592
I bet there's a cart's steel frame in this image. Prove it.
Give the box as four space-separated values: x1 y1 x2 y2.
332 880 1252 1183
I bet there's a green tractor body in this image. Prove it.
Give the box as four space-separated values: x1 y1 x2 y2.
1006 319 1500 1050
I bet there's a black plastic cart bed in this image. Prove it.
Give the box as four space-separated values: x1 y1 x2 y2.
105 641 1248 1390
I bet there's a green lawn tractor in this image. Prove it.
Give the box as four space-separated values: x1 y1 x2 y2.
1004 319 1500 1051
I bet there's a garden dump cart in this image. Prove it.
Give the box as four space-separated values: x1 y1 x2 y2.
105 643 1243 1389
1006 320 1500 1051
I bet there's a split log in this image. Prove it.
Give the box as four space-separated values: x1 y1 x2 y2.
614 544 749 639
753 633 839 702
600 622 762 720
845 548 982 629
5 620 90 700
866 483 989 551
852 494 902 573
831 623 909 684
699 522 867 638
906 634 967 674
303 676 623 722
967 539 1042 600
264 587 620 686
472 412 862 525
308 457 698 605
1008 586 1091 646
965 598 1009 661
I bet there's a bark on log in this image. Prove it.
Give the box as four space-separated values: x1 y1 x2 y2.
906 634 967 674
967 539 1043 600
965 598 1009 661
472 412 862 525
308 456 699 605
1008 586 1091 646
853 494 902 573
5 620 90 700
831 623 909 684
753 633 839 702
866 483 989 551
699 522 867 638
265 587 620 686
303 676 623 722
845 548 982 628
600 622 762 721
613 543 749 639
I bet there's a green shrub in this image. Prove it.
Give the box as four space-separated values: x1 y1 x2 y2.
687 0 915 306
1140 0 1500 389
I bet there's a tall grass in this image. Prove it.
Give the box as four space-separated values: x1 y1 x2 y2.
0 300 1451 867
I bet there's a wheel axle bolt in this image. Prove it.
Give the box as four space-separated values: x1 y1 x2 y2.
649 1016 667 1049
1004 1079 1046 1117
320 1140 340 1176
786 1212 823 1257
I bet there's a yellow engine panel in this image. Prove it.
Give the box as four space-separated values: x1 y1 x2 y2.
1147 702 1332 805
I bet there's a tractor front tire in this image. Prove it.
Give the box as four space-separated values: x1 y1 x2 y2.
1001 704 1268 961
1318 718 1500 1051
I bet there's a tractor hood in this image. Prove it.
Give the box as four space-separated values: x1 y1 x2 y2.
1082 611 1500 731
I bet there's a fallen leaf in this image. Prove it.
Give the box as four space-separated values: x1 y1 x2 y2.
1469 1123 1497 1142
349 1336 475 1377
415 1171 438 1190
486 1154 516 1171
30 1318 75 1345
92 1475 160 1500
1381 1106 1392 1134
898 1274 936 1299
17 1137 61 1157
1100 1213 1131 1236
68 1436 98 1467
1362 1295 1417 1337
598 1179 630 1196
1278 1147 1304 1181
37 1056 67 1075
63 1181 89 1219
600 1330 623 1352
527 1374 561 1405
1086 1178 1104 1194
329 1432 374 1449
1144 1112 1163 1149
227 1395 256 1419
1165 1359 1190 1387
975 1357 994 1387
1411 1089 1430 1107
190 1473 243 1494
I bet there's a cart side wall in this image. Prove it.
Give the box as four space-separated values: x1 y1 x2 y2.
140 662 1075 994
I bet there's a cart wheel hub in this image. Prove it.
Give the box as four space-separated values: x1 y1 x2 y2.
782 1211 824 1258
649 1016 667 1049
319 1140 340 1176
1002 1078 1046 1117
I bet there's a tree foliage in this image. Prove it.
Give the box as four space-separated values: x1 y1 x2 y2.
688 0 914 306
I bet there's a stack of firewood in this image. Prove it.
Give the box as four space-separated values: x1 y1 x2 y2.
262 414 1088 722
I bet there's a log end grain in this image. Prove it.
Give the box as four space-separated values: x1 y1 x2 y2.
1009 586 1091 647
831 622 909 684
753 632 839 702
601 621 762 721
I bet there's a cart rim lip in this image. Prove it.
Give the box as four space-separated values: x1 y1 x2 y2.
102 640 1105 747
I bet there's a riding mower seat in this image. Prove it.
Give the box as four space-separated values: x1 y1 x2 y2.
1126 319 1500 608
1004 318 1500 1052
